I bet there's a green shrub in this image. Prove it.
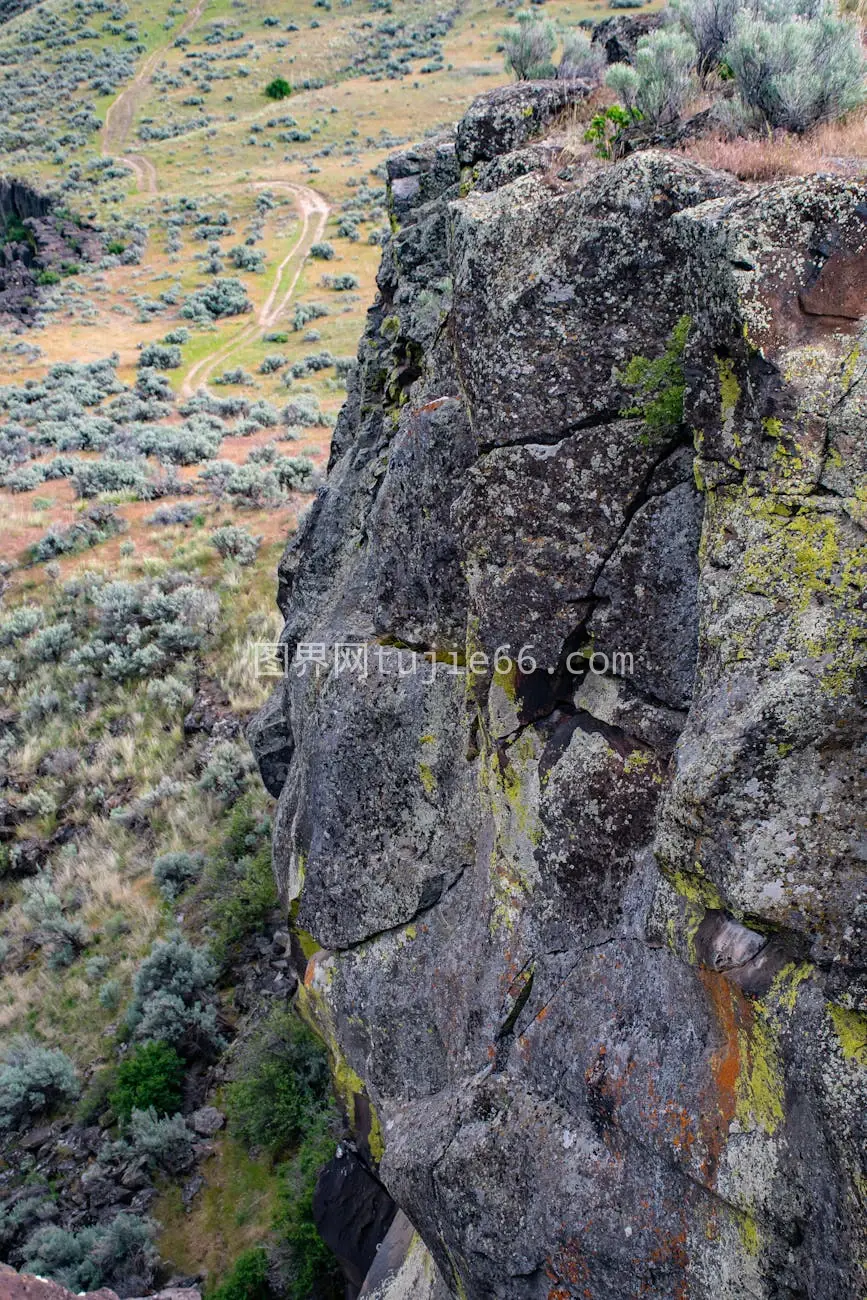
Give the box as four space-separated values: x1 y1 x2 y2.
501 12 556 80
273 1114 341 1300
265 76 292 99
0 1038 79 1131
227 1009 332 1156
617 314 691 443
210 1247 272 1300
110 1041 185 1123
309 241 334 260
583 104 641 158
212 844 279 958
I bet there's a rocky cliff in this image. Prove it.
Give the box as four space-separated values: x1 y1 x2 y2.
250 84 867 1300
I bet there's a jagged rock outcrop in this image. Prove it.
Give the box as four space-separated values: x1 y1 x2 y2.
251 87 867 1300
0 1266 200 1300
591 13 663 65
0 177 103 322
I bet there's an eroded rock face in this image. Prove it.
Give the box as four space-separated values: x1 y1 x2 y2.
252 92 866 1300
0 178 103 323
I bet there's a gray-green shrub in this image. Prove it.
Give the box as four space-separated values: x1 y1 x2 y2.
181 277 251 321
153 850 205 901
138 343 182 370
209 524 262 566
558 29 606 83
128 1106 193 1172
724 7 865 130
502 12 556 80
22 1214 157 1296
0 1038 80 1131
606 28 697 124
127 933 223 1053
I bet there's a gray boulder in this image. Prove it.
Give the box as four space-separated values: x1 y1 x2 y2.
455 80 591 166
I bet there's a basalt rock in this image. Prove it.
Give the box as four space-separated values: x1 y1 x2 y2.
591 13 663 65
252 85 867 1300
0 178 103 323
0 1268 200 1300
455 81 591 167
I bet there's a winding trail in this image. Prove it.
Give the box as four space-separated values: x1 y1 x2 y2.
99 11 331 386
179 182 330 398
101 0 208 193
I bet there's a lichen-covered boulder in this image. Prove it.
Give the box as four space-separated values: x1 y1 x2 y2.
455 80 590 166
591 13 662 64
251 88 867 1300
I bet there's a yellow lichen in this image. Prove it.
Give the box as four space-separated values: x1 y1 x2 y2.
736 1013 785 1135
418 762 437 797
767 962 811 1015
828 1003 867 1064
738 1214 760 1257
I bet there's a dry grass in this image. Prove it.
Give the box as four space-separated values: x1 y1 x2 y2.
679 111 867 181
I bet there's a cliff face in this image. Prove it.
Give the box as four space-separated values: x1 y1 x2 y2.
251 86 867 1300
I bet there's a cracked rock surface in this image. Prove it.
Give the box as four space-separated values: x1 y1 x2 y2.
251 87 867 1300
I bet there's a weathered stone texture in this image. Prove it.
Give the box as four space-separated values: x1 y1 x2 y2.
252 89 867 1300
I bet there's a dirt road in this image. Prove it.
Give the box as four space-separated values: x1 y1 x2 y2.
179 182 330 397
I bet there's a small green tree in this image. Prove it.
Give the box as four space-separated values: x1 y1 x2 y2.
583 104 642 158
265 77 292 100
501 12 556 80
617 315 692 445
110 1041 185 1123
210 1247 272 1300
